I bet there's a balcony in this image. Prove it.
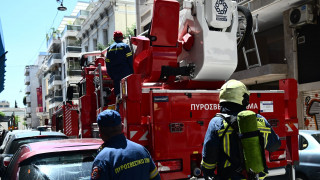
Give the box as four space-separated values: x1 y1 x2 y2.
25 85 31 94
47 53 62 70
76 10 89 19
24 76 30 85
24 67 30 76
46 90 62 100
49 97 63 104
26 118 31 124
61 25 81 38
26 95 31 103
48 75 62 90
36 107 49 118
67 69 82 76
47 33 61 50
66 46 82 53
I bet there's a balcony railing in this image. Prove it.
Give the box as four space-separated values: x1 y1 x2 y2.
24 67 30 76
54 90 63 97
46 90 62 100
67 69 82 76
26 107 31 114
77 10 89 18
61 25 81 37
49 75 62 84
26 95 31 103
47 53 62 67
49 97 63 104
66 46 82 53
24 76 30 85
25 86 31 94
47 33 61 48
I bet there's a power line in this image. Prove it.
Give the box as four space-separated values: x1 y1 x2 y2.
27 11 60 65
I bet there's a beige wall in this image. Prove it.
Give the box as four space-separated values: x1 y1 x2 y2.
115 4 136 35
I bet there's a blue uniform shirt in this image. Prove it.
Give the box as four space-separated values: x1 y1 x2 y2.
105 41 133 95
201 110 281 180
91 134 160 180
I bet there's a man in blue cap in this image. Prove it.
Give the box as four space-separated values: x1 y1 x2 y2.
91 109 160 180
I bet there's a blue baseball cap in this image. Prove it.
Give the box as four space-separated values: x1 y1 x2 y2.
97 110 121 127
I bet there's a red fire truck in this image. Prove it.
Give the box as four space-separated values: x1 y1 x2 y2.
51 102 79 138
60 0 299 179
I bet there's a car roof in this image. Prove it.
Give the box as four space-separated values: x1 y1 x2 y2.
19 138 103 163
299 130 320 135
13 131 66 139
5 130 31 135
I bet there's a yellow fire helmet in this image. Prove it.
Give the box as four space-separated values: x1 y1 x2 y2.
219 79 250 106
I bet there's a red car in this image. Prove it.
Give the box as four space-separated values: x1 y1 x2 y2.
3 138 103 180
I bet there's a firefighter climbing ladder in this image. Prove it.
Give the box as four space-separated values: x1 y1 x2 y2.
242 14 262 69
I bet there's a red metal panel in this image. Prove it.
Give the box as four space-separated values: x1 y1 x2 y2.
63 104 79 137
128 125 149 146
150 0 179 47
279 79 299 164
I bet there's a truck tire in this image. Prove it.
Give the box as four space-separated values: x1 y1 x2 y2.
237 5 253 50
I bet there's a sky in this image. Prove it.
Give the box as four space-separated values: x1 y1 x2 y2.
0 0 89 108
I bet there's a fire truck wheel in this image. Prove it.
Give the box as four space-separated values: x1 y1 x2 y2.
237 5 253 50
296 173 308 180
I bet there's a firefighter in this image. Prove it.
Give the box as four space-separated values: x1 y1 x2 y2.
201 79 281 180
91 110 160 180
105 31 133 96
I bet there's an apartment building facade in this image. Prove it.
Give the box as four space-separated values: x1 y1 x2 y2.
36 1 90 124
77 0 136 55
24 64 41 128
29 0 136 127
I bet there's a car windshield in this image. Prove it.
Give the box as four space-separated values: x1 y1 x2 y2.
19 150 97 180
7 136 67 154
312 133 320 144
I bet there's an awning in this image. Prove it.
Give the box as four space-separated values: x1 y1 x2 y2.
0 18 7 93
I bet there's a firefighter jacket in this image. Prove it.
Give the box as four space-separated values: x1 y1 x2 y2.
91 134 160 180
105 41 133 95
201 104 281 180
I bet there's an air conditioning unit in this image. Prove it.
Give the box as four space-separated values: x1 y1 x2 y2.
289 4 316 27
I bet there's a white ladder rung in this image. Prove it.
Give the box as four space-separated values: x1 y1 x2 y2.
245 48 256 53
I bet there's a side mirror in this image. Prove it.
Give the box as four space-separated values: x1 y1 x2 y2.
3 156 12 167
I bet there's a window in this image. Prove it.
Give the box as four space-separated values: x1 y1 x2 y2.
299 135 308 150
103 30 108 45
311 133 320 144
93 39 97 51
18 150 97 180
68 57 80 70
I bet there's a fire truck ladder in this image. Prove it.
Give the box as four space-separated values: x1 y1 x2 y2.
242 14 261 69
94 63 104 112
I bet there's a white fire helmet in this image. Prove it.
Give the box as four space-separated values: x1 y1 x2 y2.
219 79 250 106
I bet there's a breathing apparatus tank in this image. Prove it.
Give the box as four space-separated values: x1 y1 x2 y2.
237 110 264 173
